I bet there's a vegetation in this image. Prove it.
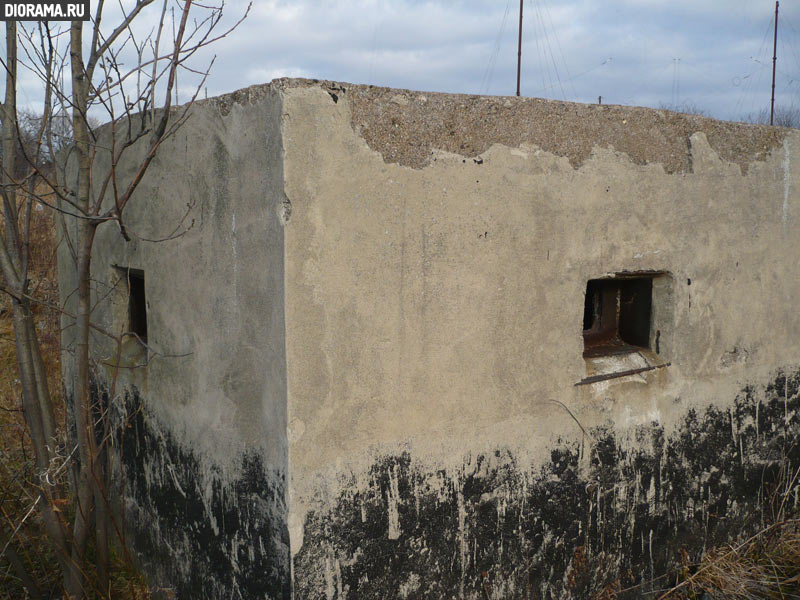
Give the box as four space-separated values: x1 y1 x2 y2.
742 105 800 129
1 187 62 599
665 520 800 598
659 100 800 129
0 3 246 597
658 100 709 117
658 460 800 600
1 189 152 599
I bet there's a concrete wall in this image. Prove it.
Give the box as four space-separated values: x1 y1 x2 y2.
58 85 291 598
59 78 800 598
281 81 800 598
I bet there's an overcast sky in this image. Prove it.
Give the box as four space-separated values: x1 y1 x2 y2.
195 0 800 122
9 0 800 122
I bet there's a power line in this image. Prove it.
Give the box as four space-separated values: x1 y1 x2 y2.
734 13 775 116
529 0 548 96
528 0 565 100
541 0 576 100
528 57 611 97
481 0 512 94
533 0 566 100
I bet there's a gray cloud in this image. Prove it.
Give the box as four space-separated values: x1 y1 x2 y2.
6 0 800 122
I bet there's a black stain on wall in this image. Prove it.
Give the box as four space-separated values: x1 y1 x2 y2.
117 389 291 599
294 369 800 599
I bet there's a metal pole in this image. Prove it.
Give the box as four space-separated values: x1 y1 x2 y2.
516 0 523 96
771 0 779 125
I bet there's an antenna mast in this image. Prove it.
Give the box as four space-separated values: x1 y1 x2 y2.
516 0 523 96
771 0 779 125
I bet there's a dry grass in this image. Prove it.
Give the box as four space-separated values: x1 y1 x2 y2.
654 459 800 600
656 520 800 600
0 199 64 598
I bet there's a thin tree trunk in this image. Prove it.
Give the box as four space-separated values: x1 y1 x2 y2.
1 20 72 587
66 20 98 600
2 22 20 252
11 302 72 573
0 530 44 599
67 469 93 598
26 312 57 446
12 303 47 459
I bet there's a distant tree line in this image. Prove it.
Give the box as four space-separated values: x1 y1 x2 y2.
659 99 800 128
743 105 800 128
10 110 76 178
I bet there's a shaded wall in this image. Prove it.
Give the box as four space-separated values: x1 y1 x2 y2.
58 85 291 598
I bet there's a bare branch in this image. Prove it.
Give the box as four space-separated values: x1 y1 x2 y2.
1 0 246 595
86 0 156 81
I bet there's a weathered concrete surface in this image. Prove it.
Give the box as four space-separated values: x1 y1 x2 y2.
293 370 800 599
273 78 787 173
59 78 800 598
280 81 800 597
58 85 290 597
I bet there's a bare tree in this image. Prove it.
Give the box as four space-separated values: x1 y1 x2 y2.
742 105 800 128
15 109 77 173
0 2 247 597
657 100 709 117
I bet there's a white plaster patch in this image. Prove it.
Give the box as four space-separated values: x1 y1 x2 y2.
387 464 402 540
398 573 421 598
324 556 335 600
783 137 791 230
288 512 304 557
586 351 649 378
633 249 661 259
457 485 467 597
167 464 187 499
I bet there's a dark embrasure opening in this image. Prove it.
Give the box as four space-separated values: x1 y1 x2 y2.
583 277 652 358
127 269 147 344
